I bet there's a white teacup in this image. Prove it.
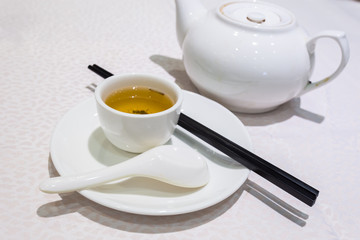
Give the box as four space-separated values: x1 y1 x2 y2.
95 73 183 153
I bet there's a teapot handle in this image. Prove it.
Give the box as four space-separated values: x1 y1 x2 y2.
299 30 350 96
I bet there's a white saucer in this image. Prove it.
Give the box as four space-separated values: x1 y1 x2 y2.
50 91 251 216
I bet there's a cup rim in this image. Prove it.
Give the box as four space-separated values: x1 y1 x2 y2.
95 73 183 118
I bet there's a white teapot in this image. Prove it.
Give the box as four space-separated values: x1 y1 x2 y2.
175 0 350 113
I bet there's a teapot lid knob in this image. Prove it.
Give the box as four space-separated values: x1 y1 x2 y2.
247 12 266 24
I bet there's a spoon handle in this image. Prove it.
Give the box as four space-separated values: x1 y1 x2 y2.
40 158 141 193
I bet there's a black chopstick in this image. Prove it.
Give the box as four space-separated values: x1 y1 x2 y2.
87 64 319 206
178 114 319 206
88 64 113 78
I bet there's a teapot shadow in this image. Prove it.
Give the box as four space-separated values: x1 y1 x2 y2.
150 54 199 93
150 54 324 126
235 98 325 126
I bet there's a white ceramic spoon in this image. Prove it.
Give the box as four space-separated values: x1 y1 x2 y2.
39 145 209 193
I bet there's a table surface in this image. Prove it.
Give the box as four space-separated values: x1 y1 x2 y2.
1 0 359 239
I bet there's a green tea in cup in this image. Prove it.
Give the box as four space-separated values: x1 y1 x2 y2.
105 86 174 114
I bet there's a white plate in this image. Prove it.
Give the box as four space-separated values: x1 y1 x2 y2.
50 91 251 216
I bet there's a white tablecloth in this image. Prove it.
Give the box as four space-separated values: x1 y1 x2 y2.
1 0 359 239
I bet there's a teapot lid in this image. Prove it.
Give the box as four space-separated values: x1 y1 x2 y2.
218 1 295 29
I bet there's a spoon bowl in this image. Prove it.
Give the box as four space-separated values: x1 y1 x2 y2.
40 145 209 194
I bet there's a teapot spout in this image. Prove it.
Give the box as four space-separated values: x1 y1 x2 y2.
175 0 206 48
